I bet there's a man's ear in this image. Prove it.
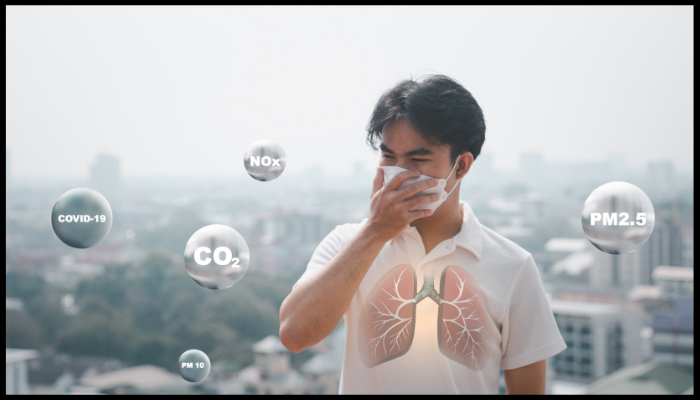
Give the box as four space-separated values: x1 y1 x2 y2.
455 152 474 180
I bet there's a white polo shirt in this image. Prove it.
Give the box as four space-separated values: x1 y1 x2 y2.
294 201 566 394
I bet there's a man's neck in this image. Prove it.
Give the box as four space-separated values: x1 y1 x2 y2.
409 197 463 255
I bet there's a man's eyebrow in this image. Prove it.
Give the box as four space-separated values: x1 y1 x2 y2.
405 147 433 157
379 143 393 153
380 143 434 157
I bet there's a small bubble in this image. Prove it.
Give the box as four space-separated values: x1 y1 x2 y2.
177 350 210 383
243 139 286 181
183 224 250 290
51 188 113 249
581 182 655 255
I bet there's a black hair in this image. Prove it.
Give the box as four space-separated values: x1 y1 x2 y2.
366 75 486 163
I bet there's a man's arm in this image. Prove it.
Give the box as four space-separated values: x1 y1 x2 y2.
279 168 438 353
503 359 547 395
279 224 385 353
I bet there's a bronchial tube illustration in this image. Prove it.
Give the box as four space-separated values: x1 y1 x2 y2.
358 265 489 370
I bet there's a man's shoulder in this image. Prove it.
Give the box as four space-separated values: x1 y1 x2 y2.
477 222 533 269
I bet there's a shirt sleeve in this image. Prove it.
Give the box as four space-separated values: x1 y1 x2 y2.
500 254 566 370
293 222 361 290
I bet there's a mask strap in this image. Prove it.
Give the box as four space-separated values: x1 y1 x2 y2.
444 155 462 197
445 155 461 181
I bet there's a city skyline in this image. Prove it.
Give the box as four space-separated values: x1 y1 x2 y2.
6 6 693 178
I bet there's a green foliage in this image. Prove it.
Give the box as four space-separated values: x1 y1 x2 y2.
6 271 45 299
75 272 128 307
6 271 69 345
6 310 42 349
54 313 134 358
135 211 207 255
41 250 294 372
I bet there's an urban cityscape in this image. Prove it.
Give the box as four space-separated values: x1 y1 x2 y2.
6 151 694 394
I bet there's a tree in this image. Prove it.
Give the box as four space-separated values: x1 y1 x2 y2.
54 313 133 358
6 271 45 299
75 272 128 307
127 335 183 371
6 310 42 349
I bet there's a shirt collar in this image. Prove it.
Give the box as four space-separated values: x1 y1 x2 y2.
398 201 484 261
455 201 484 260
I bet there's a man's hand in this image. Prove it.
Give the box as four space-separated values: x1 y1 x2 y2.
366 167 439 242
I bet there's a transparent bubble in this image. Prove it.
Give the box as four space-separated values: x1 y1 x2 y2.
177 349 211 383
243 139 287 181
183 224 250 290
51 188 113 249
581 182 655 255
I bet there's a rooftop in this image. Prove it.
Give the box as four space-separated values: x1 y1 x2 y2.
549 299 622 316
544 238 589 253
586 361 694 394
551 251 593 275
6 348 38 364
626 285 662 302
79 365 189 391
652 266 693 281
252 335 288 354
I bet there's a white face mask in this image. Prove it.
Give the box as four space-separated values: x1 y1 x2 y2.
381 155 461 212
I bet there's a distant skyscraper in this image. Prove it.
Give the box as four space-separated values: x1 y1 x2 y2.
638 210 683 284
89 154 121 193
647 161 675 200
590 250 642 288
590 208 684 288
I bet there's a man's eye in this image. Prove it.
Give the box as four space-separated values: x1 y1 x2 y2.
382 154 394 159
412 159 428 162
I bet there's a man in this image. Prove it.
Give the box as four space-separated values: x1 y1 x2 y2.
279 75 565 394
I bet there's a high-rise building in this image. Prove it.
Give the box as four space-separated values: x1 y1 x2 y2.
652 296 693 369
590 250 642 288
647 161 675 196
638 210 683 284
549 299 642 383
589 208 684 288
652 266 693 302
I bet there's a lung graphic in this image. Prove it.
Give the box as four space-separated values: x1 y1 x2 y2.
438 265 490 370
358 264 417 367
358 264 489 369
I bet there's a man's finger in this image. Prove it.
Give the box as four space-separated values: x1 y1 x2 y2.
406 192 440 211
371 167 383 199
408 208 433 222
398 178 440 200
384 169 421 191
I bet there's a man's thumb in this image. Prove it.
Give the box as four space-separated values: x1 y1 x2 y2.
371 167 383 198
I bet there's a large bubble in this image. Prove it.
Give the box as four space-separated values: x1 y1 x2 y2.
581 182 655 255
243 139 287 181
178 349 211 383
51 188 113 248
183 224 250 290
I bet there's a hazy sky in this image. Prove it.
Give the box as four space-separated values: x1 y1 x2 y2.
6 6 693 178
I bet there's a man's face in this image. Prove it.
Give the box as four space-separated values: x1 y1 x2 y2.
379 118 454 182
